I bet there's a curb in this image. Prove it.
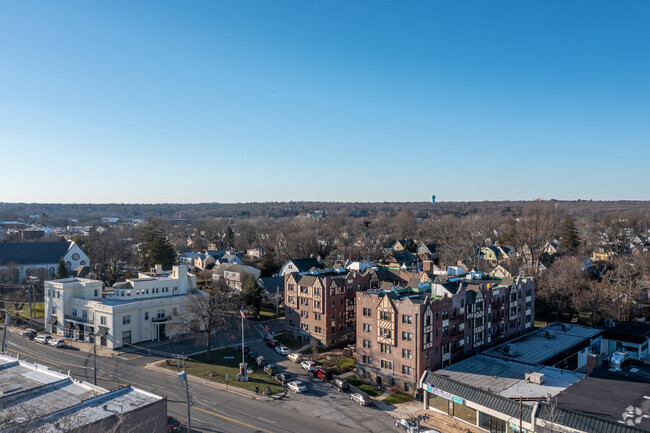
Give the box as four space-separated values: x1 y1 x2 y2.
144 360 287 401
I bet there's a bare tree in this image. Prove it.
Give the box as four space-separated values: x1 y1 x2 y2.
537 255 587 322
170 279 238 362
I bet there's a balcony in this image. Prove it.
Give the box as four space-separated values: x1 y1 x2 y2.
65 314 92 325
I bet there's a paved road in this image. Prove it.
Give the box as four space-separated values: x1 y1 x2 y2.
4 324 400 433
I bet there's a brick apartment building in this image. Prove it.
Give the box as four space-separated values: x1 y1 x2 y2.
284 270 372 347
356 276 535 393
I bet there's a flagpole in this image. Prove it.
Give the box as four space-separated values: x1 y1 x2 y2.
241 306 245 365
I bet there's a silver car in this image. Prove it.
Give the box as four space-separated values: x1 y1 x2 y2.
351 392 372 406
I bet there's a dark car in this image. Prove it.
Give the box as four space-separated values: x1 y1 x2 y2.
265 338 279 348
264 364 278 376
330 377 349 392
313 367 333 381
166 415 182 433
275 372 294 385
238 345 250 354
248 351 258 361
21 329 37 340
256 356 267 367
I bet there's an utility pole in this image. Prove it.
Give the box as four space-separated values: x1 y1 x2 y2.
1 311 10 353
180 355 191 433
276 284 279 320
519 396 523 433
93 331 97 385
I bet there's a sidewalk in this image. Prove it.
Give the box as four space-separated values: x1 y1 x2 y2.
145 359 287 401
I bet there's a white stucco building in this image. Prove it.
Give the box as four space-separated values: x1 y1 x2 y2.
44 266 205 349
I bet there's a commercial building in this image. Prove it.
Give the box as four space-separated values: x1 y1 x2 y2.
355 276 535 393
284 269 372 347
600 320 650 361
0 354 166 432
44 265 206 349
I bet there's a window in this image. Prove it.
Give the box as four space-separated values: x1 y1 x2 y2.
301 311 309 318
475 317 483 327
300 298 309 306
123 315 131 325
94 289 98 297
157 309 165 318
510 293 517 302
402 315 412 324
379 328 391 338
287 284 295 292
300 286 308 294
379 311 392 321
380 344 392 354
57 291 60 299
380 359 393 370
100 316 106 325
145 312 149 321
442 327 448 336
51 307 57 314
314 300 321 309
402 349 412 359
402 332 412 341
363 308 372 317
288 296 294 303
314 288 321 296
82 310 88 319
442 310 449 320
301 323 309 331
362 355 372 364
526 288 532 296
402 365 412 375
72 308 77 317
315 326 322 333
314 313 321 320
363 323 372 332
363 339 371 348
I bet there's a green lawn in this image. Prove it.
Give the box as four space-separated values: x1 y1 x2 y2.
382 392 414 405
10 302 45 319
275 334 303 351
316 356 356 374
346 374 384 397
162 348 284 394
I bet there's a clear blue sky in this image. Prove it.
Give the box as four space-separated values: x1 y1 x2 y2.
0 1 648 203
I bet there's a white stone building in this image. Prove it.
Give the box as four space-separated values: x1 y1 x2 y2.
44 266 205 349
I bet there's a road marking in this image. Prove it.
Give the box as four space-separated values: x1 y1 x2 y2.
257 417 277 424
8 348 62 367
98 376 128 387
127 354 144 360
172 401 275 433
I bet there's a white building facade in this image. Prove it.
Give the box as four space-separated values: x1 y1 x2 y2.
44 266 204 349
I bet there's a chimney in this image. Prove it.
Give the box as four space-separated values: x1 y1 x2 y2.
586 353 599 376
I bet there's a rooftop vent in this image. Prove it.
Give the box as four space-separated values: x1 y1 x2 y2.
544 330 556 339
561 324 570 332
525 371 545 385
503 343 517 357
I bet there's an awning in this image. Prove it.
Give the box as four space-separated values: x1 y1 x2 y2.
97 327 108 336
47 317 57 325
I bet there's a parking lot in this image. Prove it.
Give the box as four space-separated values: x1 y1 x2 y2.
246 331 400 432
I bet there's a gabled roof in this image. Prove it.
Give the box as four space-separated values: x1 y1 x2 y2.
0 241 74 266
287 257 322 272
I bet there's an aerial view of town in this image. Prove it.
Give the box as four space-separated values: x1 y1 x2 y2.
0 2 649 433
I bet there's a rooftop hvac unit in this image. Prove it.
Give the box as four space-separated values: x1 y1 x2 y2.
544 330 555 339
605 318 615 328
561 324 570 332
503 343 517 356
525 372 545 384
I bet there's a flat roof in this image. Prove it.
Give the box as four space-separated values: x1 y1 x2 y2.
482 323 601 366
0 355 162 432
555 364 650 431
437 354 584 400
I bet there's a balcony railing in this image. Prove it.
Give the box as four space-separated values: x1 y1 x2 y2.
65 314 92 325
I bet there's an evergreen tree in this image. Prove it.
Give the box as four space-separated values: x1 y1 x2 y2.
259 250 279 277
241 274 264 317
56 257 69 279
139 220 176 271
559 216 580 254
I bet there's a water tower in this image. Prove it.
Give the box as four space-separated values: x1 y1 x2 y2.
431 195 436 203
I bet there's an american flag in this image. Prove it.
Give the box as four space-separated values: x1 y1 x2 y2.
240 308 246 319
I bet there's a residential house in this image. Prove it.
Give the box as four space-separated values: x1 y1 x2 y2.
416 242 439 261
279 257 323 276
246 248 265 259
479 245 513 265
0 240 89 283
212 263 261 291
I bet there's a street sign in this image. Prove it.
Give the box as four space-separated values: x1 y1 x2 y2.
178 372 186 383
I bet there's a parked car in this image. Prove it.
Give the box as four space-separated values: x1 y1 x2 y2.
275 345 291 355
287 352 303 363
49 339 66 348
21 329 37 340
166 415 182 433
351 392 372 406
330 378 349 392
34 335 51 344
287 381 307 393
313 367 333 381
264 364 278 376
248 351 258 361
395 419 417 431
264 338 279 348
275 372 294 385
301 360 317 371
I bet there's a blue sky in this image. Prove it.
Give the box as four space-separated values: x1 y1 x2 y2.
0 1 648 203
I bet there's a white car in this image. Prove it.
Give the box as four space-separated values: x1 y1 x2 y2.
287 381 307 393
34 335 51 344
300 360 317 371
275 346 291 355
351 392 372 406
287 353 302 363
49 339 65 348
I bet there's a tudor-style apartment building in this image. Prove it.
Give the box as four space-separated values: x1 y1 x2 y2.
284 270 372 347
356 276 535 393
